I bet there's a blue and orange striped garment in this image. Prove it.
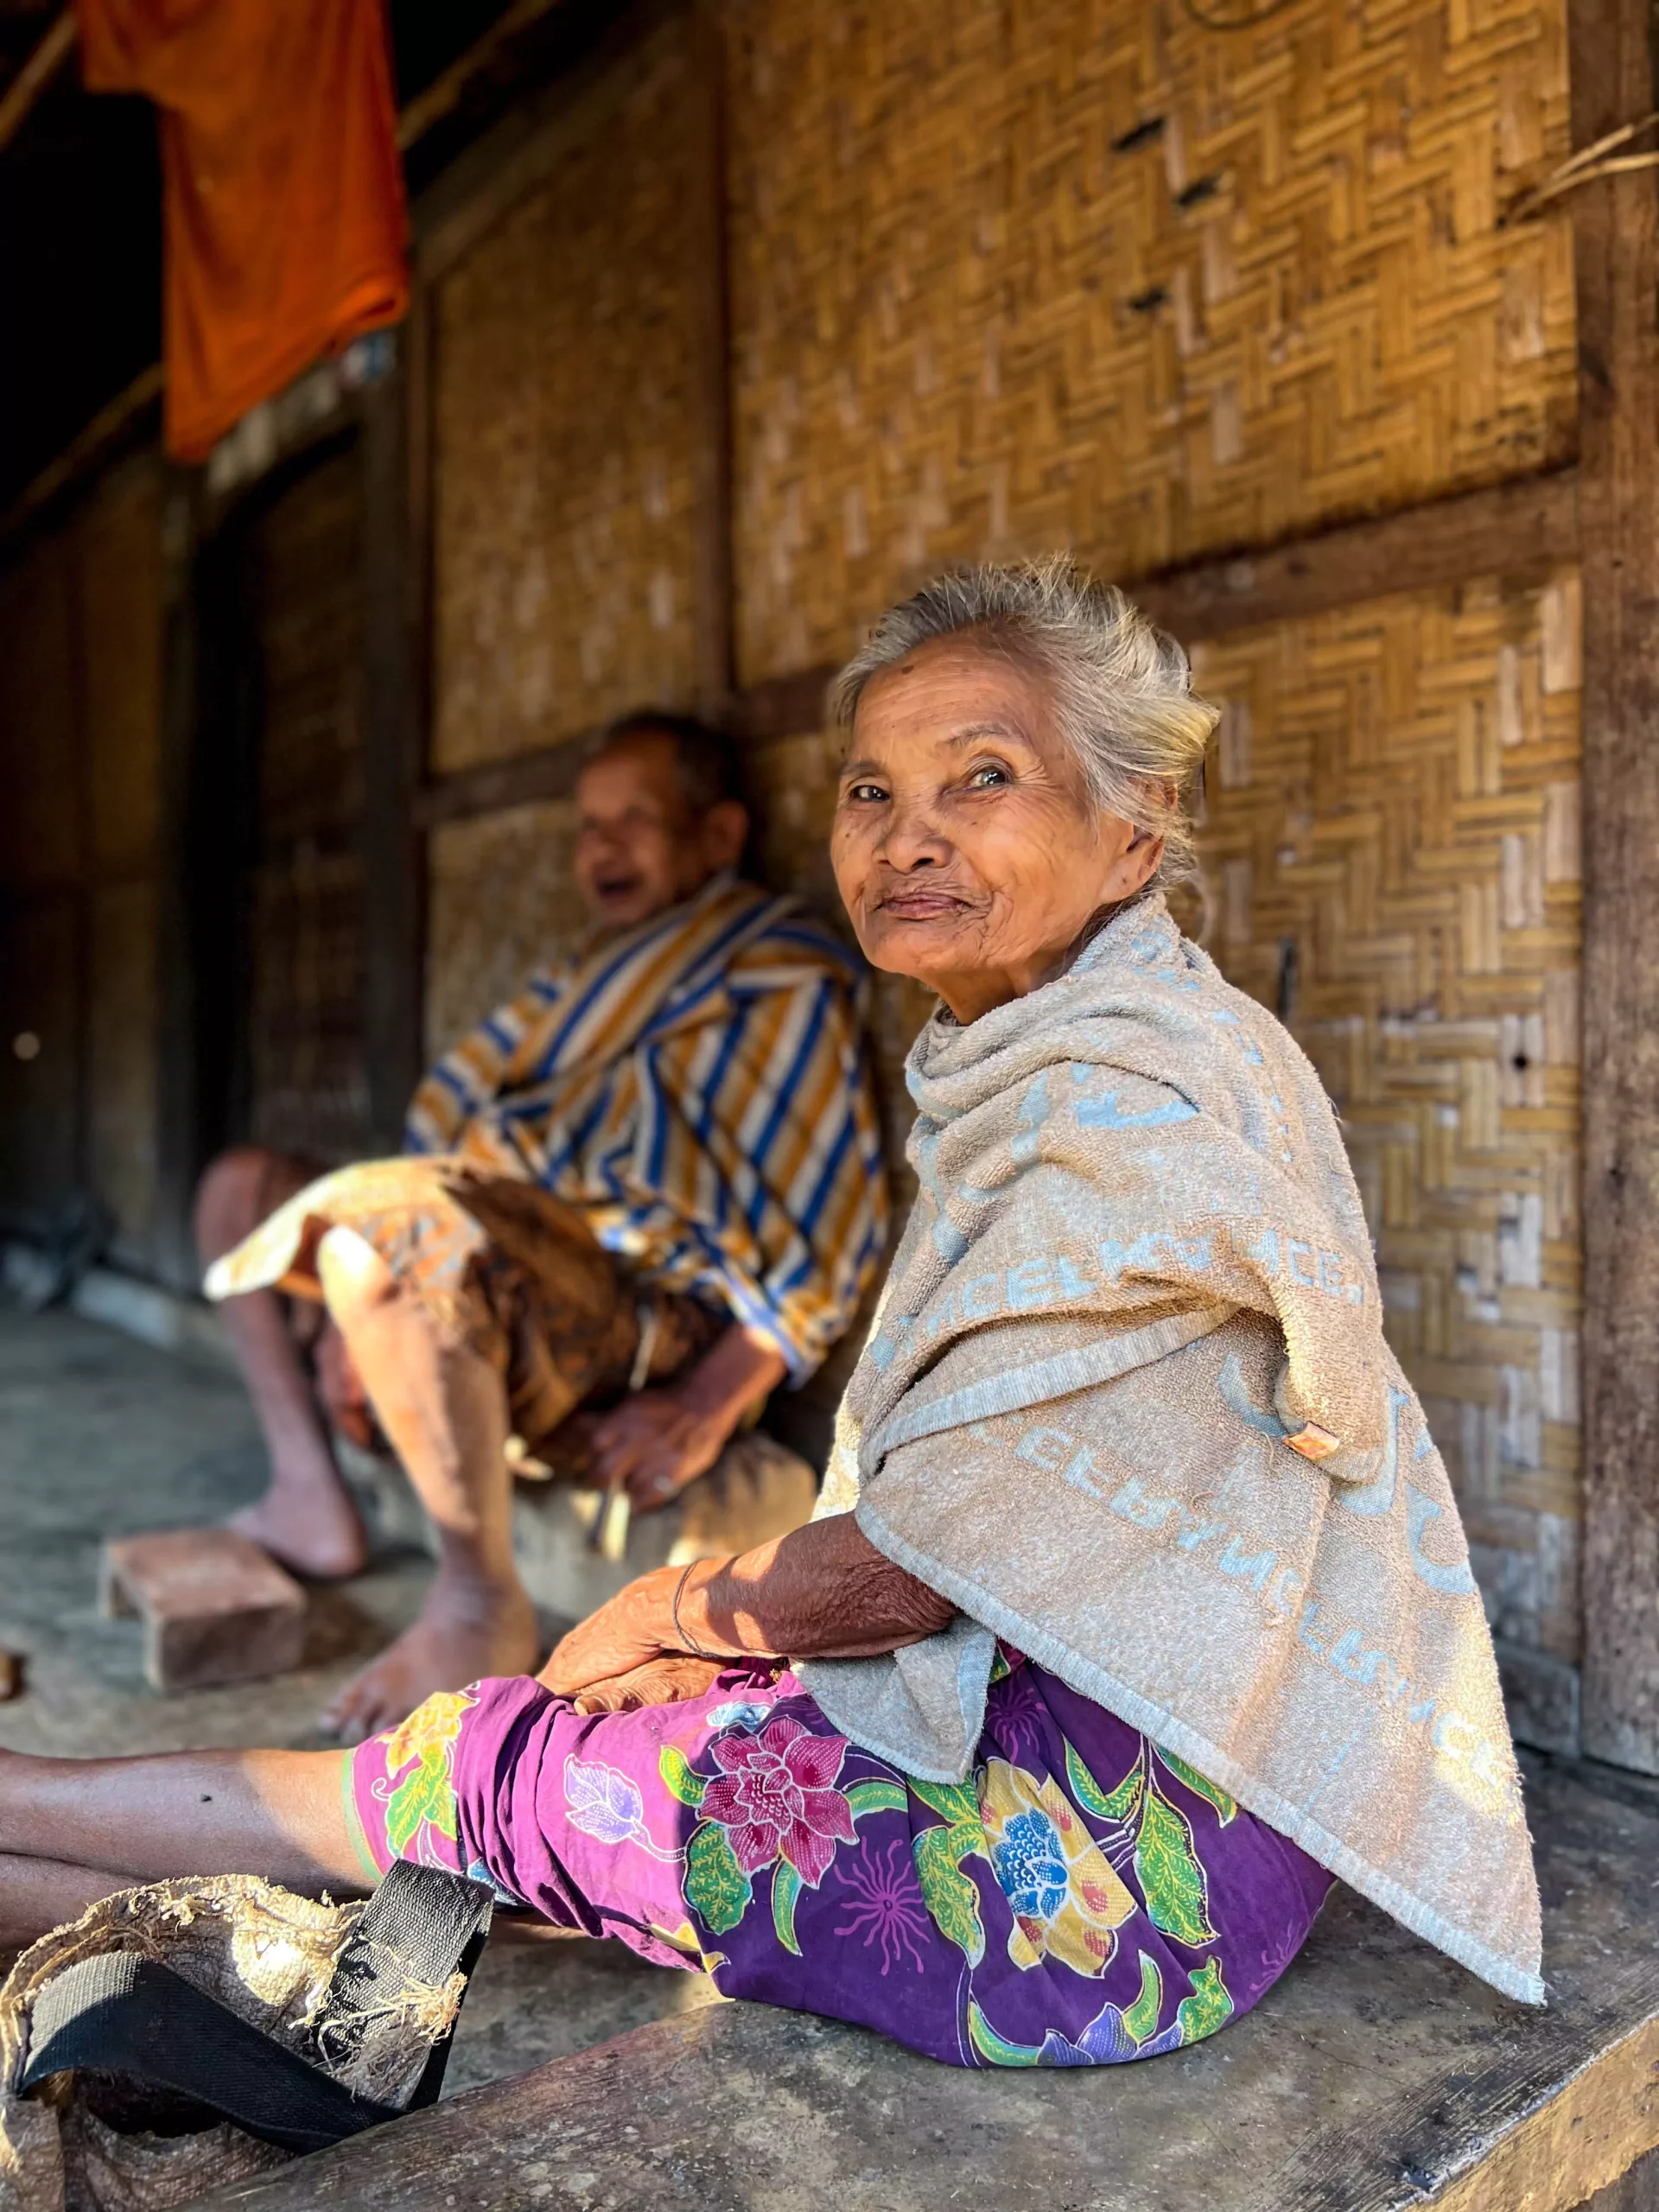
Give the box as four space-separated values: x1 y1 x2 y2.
404 877 890 1380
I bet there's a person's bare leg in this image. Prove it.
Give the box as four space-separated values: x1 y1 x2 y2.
0 1744 366 1951
316 1228 538 1741
195 1148 367 1580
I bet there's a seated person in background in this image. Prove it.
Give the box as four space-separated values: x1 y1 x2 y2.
0 564 1537 2071
198 712 890 1738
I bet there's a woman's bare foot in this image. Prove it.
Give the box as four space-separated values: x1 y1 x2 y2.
321 1581 539 1741
228 1473 369 1582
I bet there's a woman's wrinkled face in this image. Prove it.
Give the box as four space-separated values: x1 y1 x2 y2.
831 638 1162 1023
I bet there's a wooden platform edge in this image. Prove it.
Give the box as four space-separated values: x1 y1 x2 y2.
1432 2011 1659 2212
182 1980 1659 2212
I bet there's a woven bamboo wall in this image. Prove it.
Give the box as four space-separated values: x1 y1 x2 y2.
1192 570 1583 1743
725 0 1574 683
425 800 589 1056
429 12 703 774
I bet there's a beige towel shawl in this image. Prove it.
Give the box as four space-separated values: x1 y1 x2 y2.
798 895 1542 2005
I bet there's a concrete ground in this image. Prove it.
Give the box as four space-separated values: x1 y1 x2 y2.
0 1297 716 2094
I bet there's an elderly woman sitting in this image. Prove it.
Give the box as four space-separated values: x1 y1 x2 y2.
0 563 1539 2068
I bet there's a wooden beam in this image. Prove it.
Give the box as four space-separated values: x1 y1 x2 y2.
415 0 677 284
1134 469 1580 641
396 0 565 153
412 731 594 829
1572 0 1659 1775
0 7 74 159
0 363 162 558
414 464 1589 809
715 468 1585 747
728 664 837 747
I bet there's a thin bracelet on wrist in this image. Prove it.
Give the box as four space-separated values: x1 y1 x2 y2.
671 1560 720 1660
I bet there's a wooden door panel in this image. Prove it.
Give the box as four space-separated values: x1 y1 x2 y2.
235 443 372 1166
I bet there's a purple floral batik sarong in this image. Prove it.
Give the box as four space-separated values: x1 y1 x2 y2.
346 1650 1332 2068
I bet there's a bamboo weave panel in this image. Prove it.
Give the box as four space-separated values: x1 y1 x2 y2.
1193 572 1582 1665
424 801 589 1057
431 15 702 773
726 0 1574 683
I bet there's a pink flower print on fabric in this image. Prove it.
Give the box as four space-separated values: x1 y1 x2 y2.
700 1713 856 1885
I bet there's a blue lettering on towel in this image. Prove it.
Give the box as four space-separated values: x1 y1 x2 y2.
1074 1089 1200 1131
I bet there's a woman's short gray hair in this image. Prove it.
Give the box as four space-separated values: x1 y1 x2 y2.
829 558 1219 886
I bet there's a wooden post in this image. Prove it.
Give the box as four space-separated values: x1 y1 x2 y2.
688 0 734 716
359 335 427 1152
1573 0 1659 1771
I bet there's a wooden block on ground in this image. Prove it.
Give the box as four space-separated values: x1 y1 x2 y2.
100 1529 307 1694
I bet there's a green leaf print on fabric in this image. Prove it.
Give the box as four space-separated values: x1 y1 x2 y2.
1134 1784 1217 1946
1122 1952 1165 2045
772 1861 804 1955
1176 1958 1234 2044
914 1821 987 1966
1065 1740 1144 1824
658 1745 708 1808
846 1777 910 1821
1064 1738 1219 1948
1156 1748 1236 1825
968 1999 1041 2067
910 1778 982 1827
685 1820 753 1936
384 1751 458 1858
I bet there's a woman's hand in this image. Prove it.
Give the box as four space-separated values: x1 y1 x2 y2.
537 1519 956 1715
571 1390 728 1510
537 1566 684 1698
568 1656 728 1714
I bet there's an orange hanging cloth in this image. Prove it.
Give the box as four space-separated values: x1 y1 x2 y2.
76 0 410 461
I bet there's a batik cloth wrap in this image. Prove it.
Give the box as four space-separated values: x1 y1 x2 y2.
794 893 1541 2005
207 1166 725 1459
208 876 887 1385
346 1658 1332 2069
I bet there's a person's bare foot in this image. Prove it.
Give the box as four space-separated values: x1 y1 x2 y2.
229 1479 369 1582
321 1581 539 1741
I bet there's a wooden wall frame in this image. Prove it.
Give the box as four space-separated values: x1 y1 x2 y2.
1571 0 1659 1774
